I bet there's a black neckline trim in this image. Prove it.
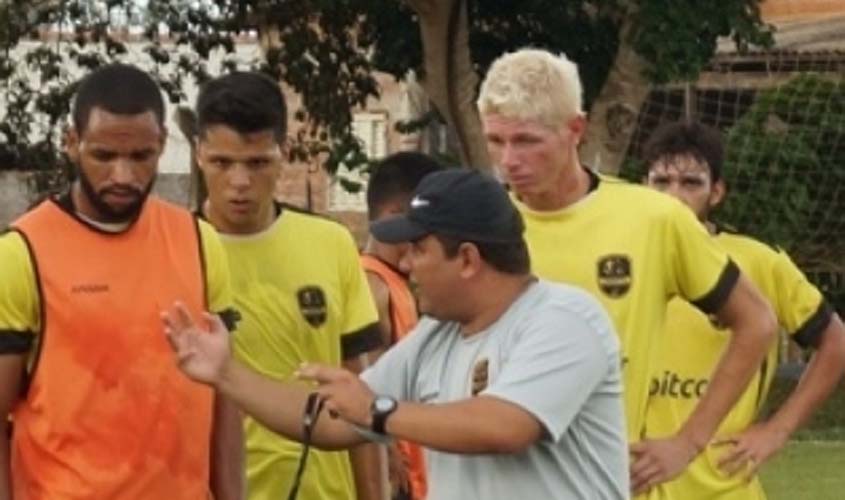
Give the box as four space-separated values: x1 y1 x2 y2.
584 167 600 194
196 202 310 232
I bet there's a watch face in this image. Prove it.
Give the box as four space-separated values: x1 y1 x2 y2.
374 396 396 413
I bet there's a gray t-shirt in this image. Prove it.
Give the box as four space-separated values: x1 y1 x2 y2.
361 279 628 500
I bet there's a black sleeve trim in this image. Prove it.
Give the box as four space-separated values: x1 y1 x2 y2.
341 323 384 359
792 300 834 349
11 228 45 398
753 358 770 411
216 308 242 332
193 217 209 310
691 259 741 315
0 330 34 354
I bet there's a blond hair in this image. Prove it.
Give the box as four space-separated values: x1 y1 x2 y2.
477 48 583 128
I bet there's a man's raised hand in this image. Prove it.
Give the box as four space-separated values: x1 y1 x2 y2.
161 302 232 386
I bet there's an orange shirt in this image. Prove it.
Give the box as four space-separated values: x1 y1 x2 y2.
361 254 426 500
11 197 213 500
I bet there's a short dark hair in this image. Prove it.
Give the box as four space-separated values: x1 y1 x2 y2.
643 121 724 182
434 233 531 275
367 152 444 221
196 72 287 141
72 63 165 133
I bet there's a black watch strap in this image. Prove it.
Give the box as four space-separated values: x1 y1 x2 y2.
372 412 389 435
371 396 398 435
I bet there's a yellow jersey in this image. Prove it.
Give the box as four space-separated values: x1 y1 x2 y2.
516 172 738 441
220 206 380 500
644 229 830 500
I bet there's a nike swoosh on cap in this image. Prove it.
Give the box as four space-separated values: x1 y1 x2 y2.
410 196 430 208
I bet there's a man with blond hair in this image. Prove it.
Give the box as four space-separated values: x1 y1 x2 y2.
477 48 777 495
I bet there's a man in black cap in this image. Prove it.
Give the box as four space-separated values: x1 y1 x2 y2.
161 169 630 500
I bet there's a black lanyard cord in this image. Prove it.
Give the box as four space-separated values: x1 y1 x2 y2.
286 392 325 500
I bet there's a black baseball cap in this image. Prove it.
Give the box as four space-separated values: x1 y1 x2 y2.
370 169 524 244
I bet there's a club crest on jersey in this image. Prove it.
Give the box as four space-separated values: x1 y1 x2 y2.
471 358 490 396
597 254 632 298
297 286 327 327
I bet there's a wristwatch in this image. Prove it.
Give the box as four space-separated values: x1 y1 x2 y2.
370 395 398 435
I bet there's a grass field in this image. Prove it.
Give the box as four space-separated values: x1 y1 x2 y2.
741 371 845 499
760 441 845 500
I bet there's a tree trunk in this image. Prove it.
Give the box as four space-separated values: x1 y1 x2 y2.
579 15 650 175
406 0 490 170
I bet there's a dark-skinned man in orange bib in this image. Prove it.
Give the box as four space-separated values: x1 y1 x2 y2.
0 64 242 500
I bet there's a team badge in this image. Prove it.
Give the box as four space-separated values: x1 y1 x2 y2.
471 358 489 396
297 286 327 327
597 254 632 298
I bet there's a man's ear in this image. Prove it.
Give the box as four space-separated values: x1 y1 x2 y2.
65 127 80 163
710 179 726 209
194 137 209 173
457 242 484 279
159 125 168 151
567 113 587 145
268 134 289 163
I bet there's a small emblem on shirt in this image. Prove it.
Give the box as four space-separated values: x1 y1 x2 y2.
471 357 489 396
297 286 327 327
597 254 631 298
71 284 110 294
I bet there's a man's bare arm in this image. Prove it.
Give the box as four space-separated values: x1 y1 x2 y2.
681 274 777 447
631 274 777 494
0 354 25 500
162 304 365 451
345 354 388 500
209 394 244 500
365 272 393 358
717 313 845 476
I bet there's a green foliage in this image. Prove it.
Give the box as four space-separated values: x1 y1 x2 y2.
0 0 384 182
620 74 845 309
717 74 845 271
364 0 621 134
1 0 772 197
633 0 772 83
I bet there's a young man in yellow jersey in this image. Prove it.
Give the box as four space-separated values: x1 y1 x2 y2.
361 152 443 500
643 120 845 499
0 64 242 500
476 48 778 495
194 72 383 500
